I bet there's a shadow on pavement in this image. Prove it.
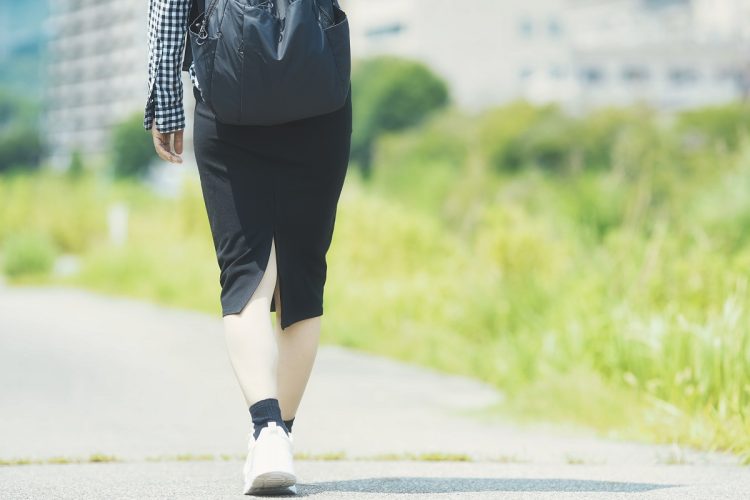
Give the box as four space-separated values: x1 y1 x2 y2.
283 477 679 496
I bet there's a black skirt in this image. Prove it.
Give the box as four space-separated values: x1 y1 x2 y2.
192 84 352 329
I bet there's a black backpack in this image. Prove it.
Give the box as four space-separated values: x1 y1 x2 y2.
182 0 350 126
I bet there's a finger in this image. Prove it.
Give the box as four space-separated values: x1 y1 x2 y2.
155 134 180 163
174 130 184 155
162 134 183 163
151 120 182 163
152 132 170 161
152 132 169 162
164 131 183 163
151 122 170 160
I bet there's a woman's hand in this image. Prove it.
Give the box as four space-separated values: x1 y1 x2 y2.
151 119 184 164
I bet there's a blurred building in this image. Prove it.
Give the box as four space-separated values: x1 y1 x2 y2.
348 0 576 110
43 0 197 173
348 0 750 112
568 0 750 109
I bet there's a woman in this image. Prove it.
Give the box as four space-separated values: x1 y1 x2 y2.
143 0 352 495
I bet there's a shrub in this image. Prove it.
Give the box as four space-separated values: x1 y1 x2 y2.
67 148 86 178
677 102 750 152
577 106 656 170
517 110 582 171
478 101 568 172
2 231 58 279
370 108 471 212
0 169 109 254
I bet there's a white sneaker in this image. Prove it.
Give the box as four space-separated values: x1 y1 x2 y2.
243 422 297 495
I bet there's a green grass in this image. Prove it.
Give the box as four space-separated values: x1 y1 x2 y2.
295 451 348 461
0 454 121 466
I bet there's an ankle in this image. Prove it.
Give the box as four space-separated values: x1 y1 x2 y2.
283 417 295 433
249 397 290 439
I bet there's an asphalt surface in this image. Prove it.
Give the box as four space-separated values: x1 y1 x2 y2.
0 284 747 499
2 460 749 499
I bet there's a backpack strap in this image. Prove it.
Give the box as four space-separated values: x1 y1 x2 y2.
181 0 206 72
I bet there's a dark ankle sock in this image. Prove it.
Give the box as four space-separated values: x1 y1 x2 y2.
249 398 289 439
283 417 295 433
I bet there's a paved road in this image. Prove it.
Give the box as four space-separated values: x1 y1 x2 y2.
3 460 750 499
0 284 747 499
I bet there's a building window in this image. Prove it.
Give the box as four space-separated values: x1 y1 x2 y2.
365 22 405 39
581 67 604 84
549 65 565 79
519 18 533 38
716 68 740 82
669 68 699 85
622 66 649 82
519 67 534 80
548 18 562 38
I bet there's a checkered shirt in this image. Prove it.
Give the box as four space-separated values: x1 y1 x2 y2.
143 0 201 133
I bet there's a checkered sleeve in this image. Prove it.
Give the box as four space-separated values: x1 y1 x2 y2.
143 0 191 133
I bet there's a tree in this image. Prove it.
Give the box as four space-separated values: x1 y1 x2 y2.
67 148 85 178
0 87 44 173
351 56 450 178
111 111 158 179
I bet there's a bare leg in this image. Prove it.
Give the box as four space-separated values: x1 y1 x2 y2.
223 237 280 407
274 273 322 422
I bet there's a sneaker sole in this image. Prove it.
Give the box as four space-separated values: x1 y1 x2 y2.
245 470 297 494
